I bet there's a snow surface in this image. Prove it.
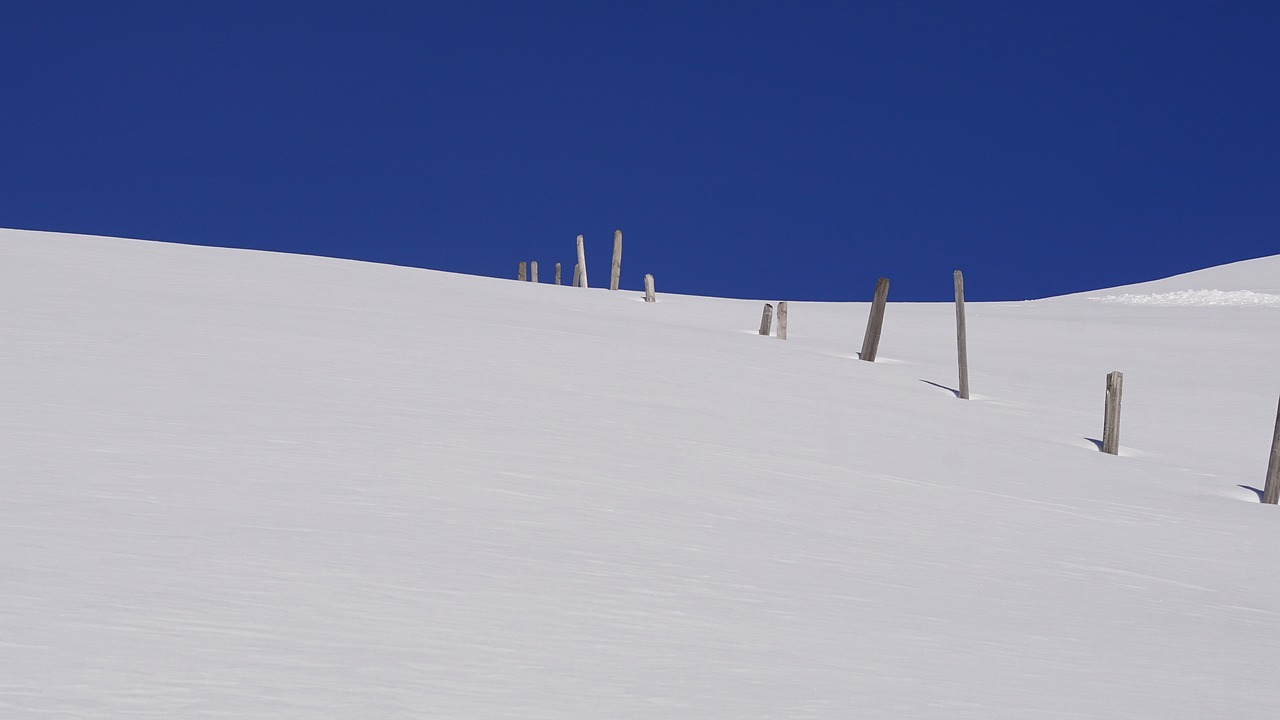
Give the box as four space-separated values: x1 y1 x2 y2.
1076 253 1280 303
1087 289 1280 307
3 227 1280 718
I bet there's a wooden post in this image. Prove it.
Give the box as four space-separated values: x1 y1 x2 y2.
776 301 788 340
859 278 890 362
573 263 581 287
555 263 562 286
1263 395 1280 504
575 234 589 288
759 303 774 336
517 262 527 282
530 261 538 283
644 273 655 302
954 270 970 399
610 229 622 291
1103 371 1123 455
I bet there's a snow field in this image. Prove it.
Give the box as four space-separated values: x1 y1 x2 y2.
3 228 1280 718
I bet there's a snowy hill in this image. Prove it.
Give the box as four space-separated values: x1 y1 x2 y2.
3 227 1279 718
1074 254 1280 306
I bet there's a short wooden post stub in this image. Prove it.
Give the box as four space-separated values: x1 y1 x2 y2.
575 234 589 288
610 229 622 291
859 278 890 362
643 273 655 302
759 303 774 336
517 262 527 282
955 270 970 399
555 262 562 285
530 261 538 283
776 301 788 340
1262 395 1280 504
1102 371 1123 455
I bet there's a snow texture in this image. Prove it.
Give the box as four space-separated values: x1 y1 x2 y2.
1087 289 1280 306
3 228 1280 718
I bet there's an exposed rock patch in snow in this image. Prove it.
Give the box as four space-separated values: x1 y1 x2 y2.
1086 289 1280 306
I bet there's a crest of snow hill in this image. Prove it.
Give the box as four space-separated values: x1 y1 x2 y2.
3 227 1280 718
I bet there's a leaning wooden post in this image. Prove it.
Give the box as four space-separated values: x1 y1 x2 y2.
1102 371 1123 455
530 261 538 283
1262 395 1280 504
643 273 655 302
572 263 582 287
575 234 589 288
776 301 788 340
954 270 970 399
517 262 527 281
759 303 774 336
555 263 562 285
859 278 890 361
610 229 623 291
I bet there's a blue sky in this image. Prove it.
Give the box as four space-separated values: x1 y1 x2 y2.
2 1 1276 300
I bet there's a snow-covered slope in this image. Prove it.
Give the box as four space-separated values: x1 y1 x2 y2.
3 228 1279 718
1076 254 1280 306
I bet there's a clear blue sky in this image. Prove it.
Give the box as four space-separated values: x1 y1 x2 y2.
2 1 1276 300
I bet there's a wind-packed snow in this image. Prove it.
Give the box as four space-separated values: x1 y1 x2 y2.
1087 289 1280 306
3 228 1280 718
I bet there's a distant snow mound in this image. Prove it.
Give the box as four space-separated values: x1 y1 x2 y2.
1087 289 1280 307
1061 254 1280 300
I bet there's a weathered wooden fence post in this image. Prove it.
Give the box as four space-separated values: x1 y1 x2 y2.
575 234 589 288
572 263 581 287
530 261 538 283
644 273 655 302
954 270 970 399
555 263 562 285
610 229 622 291
1263 395 1280 504
860 278 890 361
776 301 788 340
1103 371 1123 455
517 262 527 281
759 303 774 336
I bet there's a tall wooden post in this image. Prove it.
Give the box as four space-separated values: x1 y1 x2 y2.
530 261 538 283
1263 395 1280 504
575 234 589 288
517 262 527 281
954 270 970 399
860 278 890 362
1103 371 1123 455
776 301 788 340
644 274 655 302
759 303 774 336
555 263 562 286
610 229 622 291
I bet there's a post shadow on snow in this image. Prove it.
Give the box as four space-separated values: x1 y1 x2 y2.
1084 437 1105 452
920 379 961 398
1238 485 1265 502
